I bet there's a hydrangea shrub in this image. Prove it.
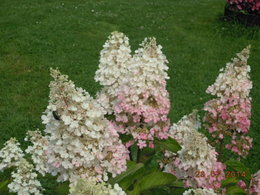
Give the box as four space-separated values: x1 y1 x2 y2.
0 32 259 195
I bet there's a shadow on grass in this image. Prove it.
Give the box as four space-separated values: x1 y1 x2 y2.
213 14 259 40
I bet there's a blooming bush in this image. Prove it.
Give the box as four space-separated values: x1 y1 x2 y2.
204 46 253 157
227 0 260 14
0 32 259 195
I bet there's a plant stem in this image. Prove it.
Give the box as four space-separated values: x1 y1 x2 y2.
129 146 133 161
218 139 224 161
136 147 140 163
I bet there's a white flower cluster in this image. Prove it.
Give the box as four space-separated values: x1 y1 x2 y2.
0 138 43 194
168 110 201 145
0 138 24 170
128 37 169 90
95 32 170 118
69 179 126 195
183 188 217 195
8 158 43 195
176 128 216 179
162 111 225 189
95 31 131 113
161 110 200 173
25 130 49 175
39 68 128 182
206 45 252 99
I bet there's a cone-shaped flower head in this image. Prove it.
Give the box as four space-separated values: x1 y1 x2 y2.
25 130 49 176
8 158 43 195
204 46 253 157
113 37 171 149
206 45 252 99
0 138 24 170
95 32 132 114
162 111 225 189
40 68 128 182
95 31 131 87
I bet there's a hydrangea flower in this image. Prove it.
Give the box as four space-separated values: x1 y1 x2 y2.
161 111 225 189
183 188 217 195
8 158 43 195
39 68 128 182
95 31 132 114
0 138 24 170
25 130 49 175
69 179 126 195
113 37 171 149
249 170 260 194
204 46 253 157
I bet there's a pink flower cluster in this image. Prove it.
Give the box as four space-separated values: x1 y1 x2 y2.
225 134 253 156
114 85 170 149
106 37 171 149
249 171 260 194
205 97 251 135
174 153 226 190
204 46 253 157
227 0 260 13
236 171 260 195
95 33 171 149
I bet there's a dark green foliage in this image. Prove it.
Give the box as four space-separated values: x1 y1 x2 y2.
154 137 181 153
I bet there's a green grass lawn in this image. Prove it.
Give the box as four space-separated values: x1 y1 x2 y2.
0 0 259 194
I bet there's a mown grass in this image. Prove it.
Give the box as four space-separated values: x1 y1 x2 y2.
0 0 259 194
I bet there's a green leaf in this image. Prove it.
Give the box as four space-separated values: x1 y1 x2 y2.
222 177 238 187
120 166 156 190
0 180 9 189
130 144 138 162
138 172 177 191
226 186 247 195
129 171 177 194
168 187 186 195
171 180 184 188
108 161 144 186
55 182 69 195
155 138 181 153
225 160 251 181
142 187 169 195
119 134 132 144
